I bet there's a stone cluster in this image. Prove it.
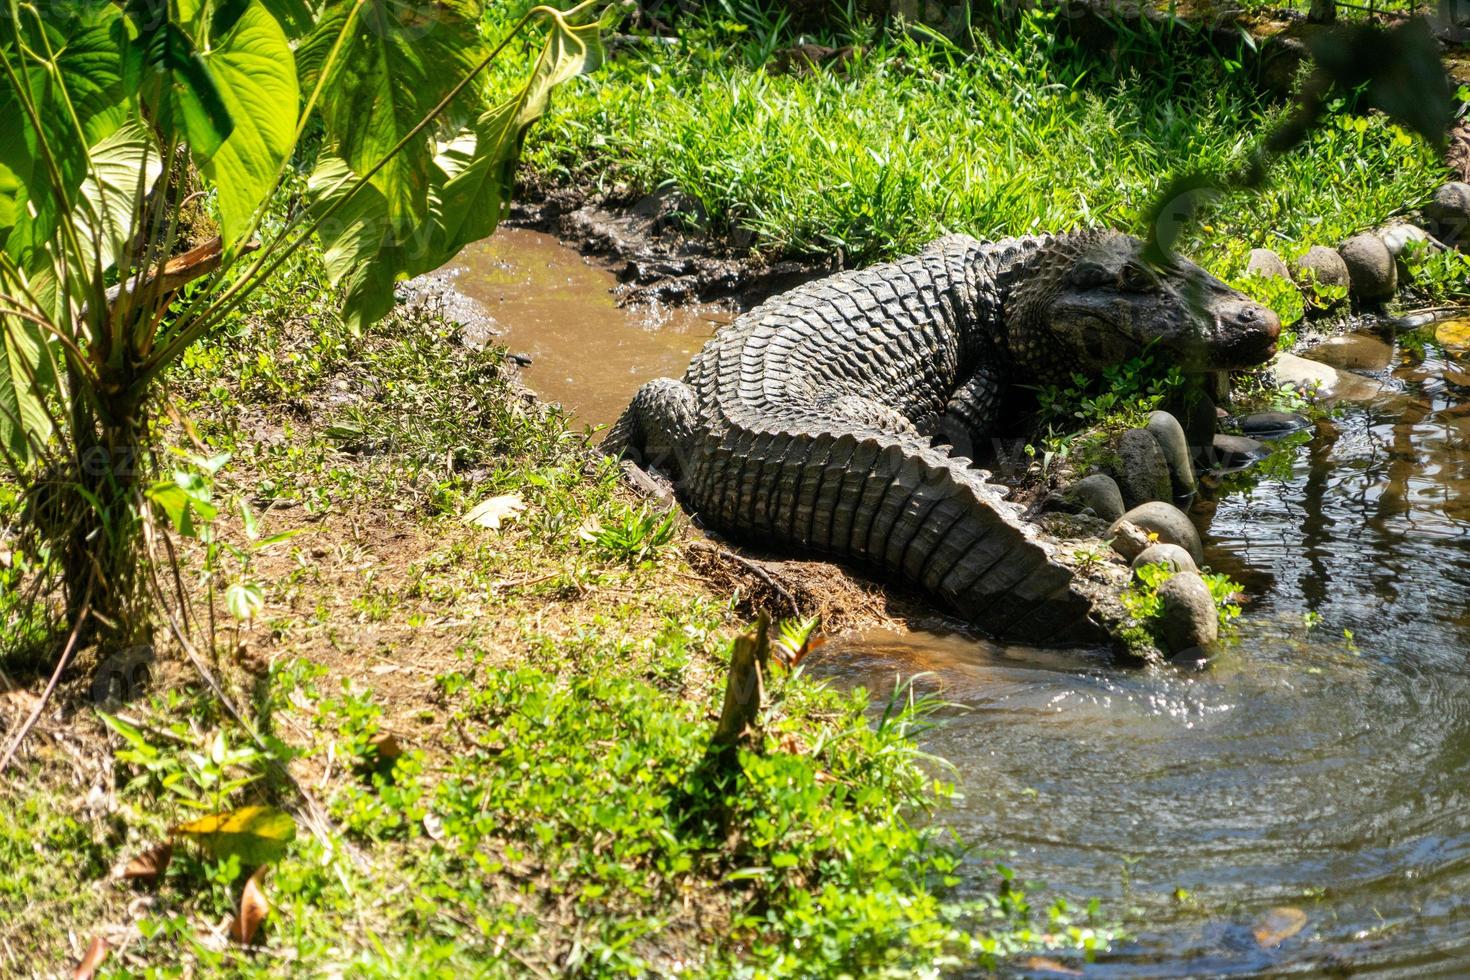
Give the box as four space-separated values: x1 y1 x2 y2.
1247 181 1470 308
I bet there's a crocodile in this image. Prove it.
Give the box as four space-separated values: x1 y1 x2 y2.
605 230 1280 645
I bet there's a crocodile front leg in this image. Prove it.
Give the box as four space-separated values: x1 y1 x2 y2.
934 364 1002 461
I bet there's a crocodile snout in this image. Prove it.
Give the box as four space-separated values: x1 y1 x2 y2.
1214 298 1281 367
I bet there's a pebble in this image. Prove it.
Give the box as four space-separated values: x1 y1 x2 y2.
1114 428 1173 509
1238 411 1311 437
1304 332 1392 373
1424 181 1470 244
1376 221 1434 259
1156 570 1219 654
1295 246 1351 305
1338 232 1396 301
1145 410 1197 499
1107 520 1153 563
1245 247 1291 280
1061 473 1126 523
1208 433 1268 470
1131 542 1197 576
1109 501 1204 565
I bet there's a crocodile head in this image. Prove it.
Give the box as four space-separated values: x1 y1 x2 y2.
1005 231 1281 381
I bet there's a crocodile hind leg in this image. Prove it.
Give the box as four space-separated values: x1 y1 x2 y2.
603 377 698 480
934 364 1002 463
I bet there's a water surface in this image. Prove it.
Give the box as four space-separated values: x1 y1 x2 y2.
446 231 1470 975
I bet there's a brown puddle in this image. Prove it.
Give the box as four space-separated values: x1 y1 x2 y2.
438 227 731 430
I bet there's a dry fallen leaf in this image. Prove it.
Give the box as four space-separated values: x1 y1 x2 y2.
576 515 603 542
462 494 525 531
229 865 270 946
120 841 173 883
1253 905 1308 948
368 731 402 760
1018 956 1082 976
73 935 108 980
172 805 296 865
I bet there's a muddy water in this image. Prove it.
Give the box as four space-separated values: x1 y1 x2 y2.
813 319 1470 975
446 231 1470 973
439 227 730 428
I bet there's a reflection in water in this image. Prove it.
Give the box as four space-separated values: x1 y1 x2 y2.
444 230 1470 973
440 227 730 428
810 326 1470 975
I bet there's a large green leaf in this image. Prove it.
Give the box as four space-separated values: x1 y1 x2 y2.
301 0 482 231
122 0 234 160
434 9 604 255
73 122 163 273
0 12 128 272
307 155 400 334
305 3 605 334
199 1 297 247
0 313 54 463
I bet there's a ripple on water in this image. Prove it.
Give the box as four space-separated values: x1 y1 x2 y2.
809 323 1470 975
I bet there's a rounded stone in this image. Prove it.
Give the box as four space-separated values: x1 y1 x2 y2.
1145 410 1197 499
1114 428 1172 509
1294 246 1351 297
1338 233 1396 301
1245 247 1292 280
1239 411 1311 437
1156 571 1219 654
1210 433 1268 471
1062 473 1126 523
1109 501 1204 565
1376 221 1433 259
1131 542 1198 576
1423 181 1470 244
1108 519 1152 563
1305 332 1393 373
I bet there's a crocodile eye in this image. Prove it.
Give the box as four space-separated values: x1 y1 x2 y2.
1071 261 1112 288
1118 262 1158 293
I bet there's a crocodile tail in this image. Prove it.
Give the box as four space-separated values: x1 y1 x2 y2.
686 422 1106 646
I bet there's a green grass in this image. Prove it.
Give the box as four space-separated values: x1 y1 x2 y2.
1 232 1118 975
489 4 1463 315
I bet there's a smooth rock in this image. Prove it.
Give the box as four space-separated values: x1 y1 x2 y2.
1114 428 1173 509
1304 332 1392 373
1062 473 1126 522
1132 542 1198 576
1162 387 1217 462
1338 233 1396 301
1108 519 1152 563
1145 410 1197 499
1109 501 1204 565
1424 181 1470 244
1376 221 1434 259
1275 351 1390 403
1209 433 1268 470
1156 571 1219 654
1239 411 1311 437
1294 246 1351 300
1245 247 1292 280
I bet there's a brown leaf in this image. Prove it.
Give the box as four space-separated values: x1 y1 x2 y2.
1019 956 1082 976
228 865 270 946
368 731 401 760
775 731 809 755
1253 906 1308 948
121 841 173 883
73 935 108 979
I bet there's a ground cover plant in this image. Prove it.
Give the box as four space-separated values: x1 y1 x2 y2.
506 3 1466 311
4 0 1470 975
0 249 1117 973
